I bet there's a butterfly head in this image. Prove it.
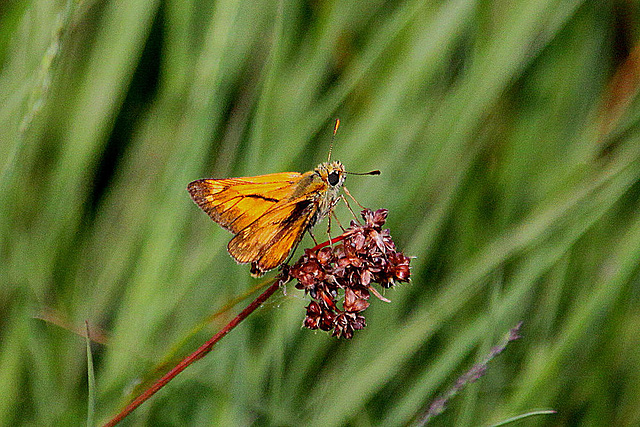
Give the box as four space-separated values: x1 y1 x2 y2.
316 161 346 189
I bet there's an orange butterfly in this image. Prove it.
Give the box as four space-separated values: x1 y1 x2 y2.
187 120 378 276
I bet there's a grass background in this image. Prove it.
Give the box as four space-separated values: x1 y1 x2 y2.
2 0 640 425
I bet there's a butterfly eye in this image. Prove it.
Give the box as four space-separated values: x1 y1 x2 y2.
328 171 340 186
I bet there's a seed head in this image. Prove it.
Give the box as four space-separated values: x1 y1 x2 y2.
290 209 411 338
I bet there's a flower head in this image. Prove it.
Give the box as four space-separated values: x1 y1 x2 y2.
290 208 411 338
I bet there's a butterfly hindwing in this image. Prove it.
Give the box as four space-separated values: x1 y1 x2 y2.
228 198 317 273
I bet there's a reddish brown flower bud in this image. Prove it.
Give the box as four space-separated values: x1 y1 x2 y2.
343 287 370 313
304 301 322 329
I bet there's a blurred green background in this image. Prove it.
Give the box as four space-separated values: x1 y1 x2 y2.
2 0 640 425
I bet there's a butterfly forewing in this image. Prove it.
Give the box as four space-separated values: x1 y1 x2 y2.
187 172 302 234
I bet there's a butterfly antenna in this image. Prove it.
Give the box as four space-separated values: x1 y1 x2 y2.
328 118 340 162
345 170 381 176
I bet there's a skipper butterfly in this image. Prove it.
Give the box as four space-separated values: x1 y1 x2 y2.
187 120 378 276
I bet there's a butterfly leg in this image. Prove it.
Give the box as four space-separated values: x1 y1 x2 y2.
327 214 334 247
308 228 319 247
326 197 343 246
331 210 346 232
341 194 360 223
343 186 366 210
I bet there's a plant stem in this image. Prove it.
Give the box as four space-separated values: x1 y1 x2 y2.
102 272 288 427
311 234 347 251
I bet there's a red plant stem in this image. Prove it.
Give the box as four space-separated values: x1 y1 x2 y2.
102 274 287 427
310 234 346 251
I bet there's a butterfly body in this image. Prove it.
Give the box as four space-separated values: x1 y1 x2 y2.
188 161 346 276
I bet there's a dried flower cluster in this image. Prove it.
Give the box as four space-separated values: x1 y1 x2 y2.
290 209 411 338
